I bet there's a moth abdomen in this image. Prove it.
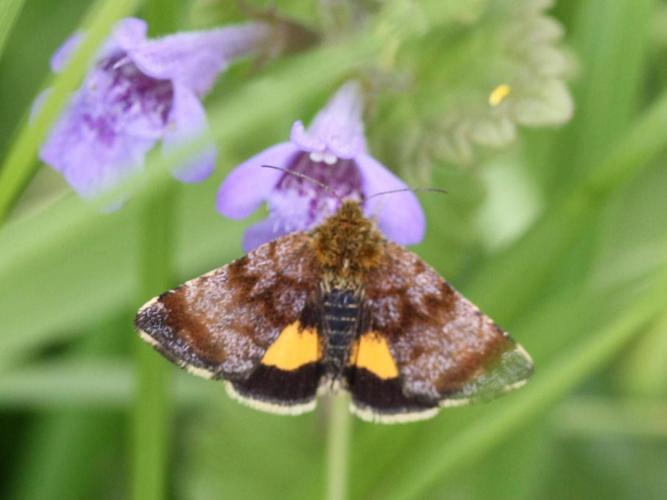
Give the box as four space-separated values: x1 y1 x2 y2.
321 288 362 375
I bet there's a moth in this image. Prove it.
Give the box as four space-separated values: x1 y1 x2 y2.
135 200 533 423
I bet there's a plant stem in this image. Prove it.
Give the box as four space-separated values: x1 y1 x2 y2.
326 394 352 500
132 184 175 500
131 4 177 499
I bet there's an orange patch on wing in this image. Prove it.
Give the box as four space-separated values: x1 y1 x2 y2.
350 333 399 379
261 322 321 371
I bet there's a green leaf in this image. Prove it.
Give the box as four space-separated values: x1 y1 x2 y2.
545 0 657 194
0 0 26 60
383 0 573 167
554 397 667 440
179 399 323 500
0 360 210 410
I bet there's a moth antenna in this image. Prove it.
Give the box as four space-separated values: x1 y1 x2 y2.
366 187 448 201
260 165 343 201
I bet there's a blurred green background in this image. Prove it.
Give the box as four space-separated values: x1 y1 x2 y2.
1 0 667 499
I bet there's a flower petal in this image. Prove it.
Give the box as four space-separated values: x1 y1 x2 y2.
289 120 325 152
306 81 367 159
111 17 148 50
81 56 172 141
356 153 425 245
163 85 216 183
216 142 298 219
50 32 84 73
40 92 154 198
50 18 138 75
127 22 270 96
242 218 291 252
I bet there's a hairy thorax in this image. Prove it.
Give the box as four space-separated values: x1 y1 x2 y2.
311 200 384 288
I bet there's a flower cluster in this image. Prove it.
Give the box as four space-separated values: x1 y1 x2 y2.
38 2 575 251
40 18 425 248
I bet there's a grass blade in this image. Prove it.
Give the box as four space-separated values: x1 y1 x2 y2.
0 0 26 60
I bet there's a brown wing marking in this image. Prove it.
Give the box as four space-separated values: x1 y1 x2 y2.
135 232 321 381
362 242 533 408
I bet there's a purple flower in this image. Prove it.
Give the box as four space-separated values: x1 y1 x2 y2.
217 81 426 251
38 18 270 201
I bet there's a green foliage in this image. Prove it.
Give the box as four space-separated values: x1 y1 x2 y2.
0 0 27 58
1 1 667 499
382 0 573 171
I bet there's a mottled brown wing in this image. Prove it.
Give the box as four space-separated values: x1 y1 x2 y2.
135 232 321 382
360 242 533 410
